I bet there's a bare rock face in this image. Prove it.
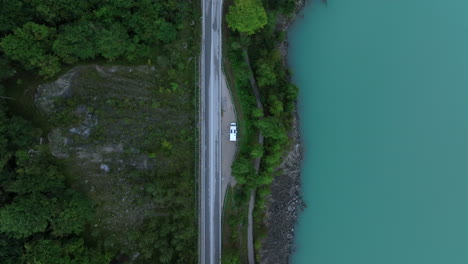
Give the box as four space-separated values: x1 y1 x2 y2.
48 129 71 158
35 65 158 169
36 69 77 113
100 164 110 173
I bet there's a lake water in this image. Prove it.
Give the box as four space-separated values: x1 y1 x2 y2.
289 0 468 263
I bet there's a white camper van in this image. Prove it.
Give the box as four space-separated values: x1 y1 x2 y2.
229 123 237 142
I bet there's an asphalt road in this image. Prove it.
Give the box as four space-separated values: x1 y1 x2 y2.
199 0 223 262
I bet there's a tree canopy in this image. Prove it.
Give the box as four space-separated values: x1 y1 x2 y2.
226 0 268 35
0 104 110 263
0 0 199 262
0 0 189 78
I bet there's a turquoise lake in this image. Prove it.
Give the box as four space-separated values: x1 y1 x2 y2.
289 0 468 263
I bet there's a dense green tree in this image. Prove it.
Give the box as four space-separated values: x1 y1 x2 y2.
231 156 253 184
263 0 296 14
256 59 277 87
0 0 25 34
0 0 198 261
0 22 60 78
24 239 73 264
255 117 287 141
8 150 65 195
0 108 10 170
0 235 22 264
255 172 274 185
226 0 268 35
0 111 111 261
222 252 240 264
23 238 112 264
0 194 57 238
96 23 131 60
263 149 282 167
51 191 93 237
267 95 284 116
53 21 97 64
257 186 271 198
250 143 264 158
0 58 16 81
283 83 299 111
251 108 264 119
157 20 177 43
30 0 90 24
0 0 187 79
129 215 196 263
225 0 302 255
127 1 163 43
4 116 39 150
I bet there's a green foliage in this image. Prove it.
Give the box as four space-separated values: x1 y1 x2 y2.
284 83 299 112
23 238 112 264
170 82 179 91
52 22 97 64
0 58 16 80
161 139 173 151
0 106 15 169
0 0 195 79
0 149 95 239
224 0 303 257
251 108 264 119
256 117 287 141
231 156 253 185
3 116 40 150
51 192 93 236
267 95 284 116
226 0 268 35
263 0 297 15
30 0 90 24
0 0 26 34
222 252 240 264
256 59 277 87
0 235 23 264
96 23 131 60
0 0 199 261
0 194 56 238
257 186 271 198
8 150 65 195
0 22 60 78
0 107 109 262
130 215 196 263
250 144 264 158
157 21 177 43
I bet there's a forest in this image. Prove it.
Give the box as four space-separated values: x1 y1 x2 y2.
223 0 299 262
0 0 198 263
0 0 191 78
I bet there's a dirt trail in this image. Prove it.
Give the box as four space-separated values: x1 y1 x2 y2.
244 50 264 264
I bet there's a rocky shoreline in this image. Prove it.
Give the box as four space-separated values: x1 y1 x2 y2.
259 1 311 263
278 0 307 63
260 111 305 264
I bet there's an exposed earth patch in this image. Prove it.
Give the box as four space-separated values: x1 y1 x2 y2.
35 65 196 256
